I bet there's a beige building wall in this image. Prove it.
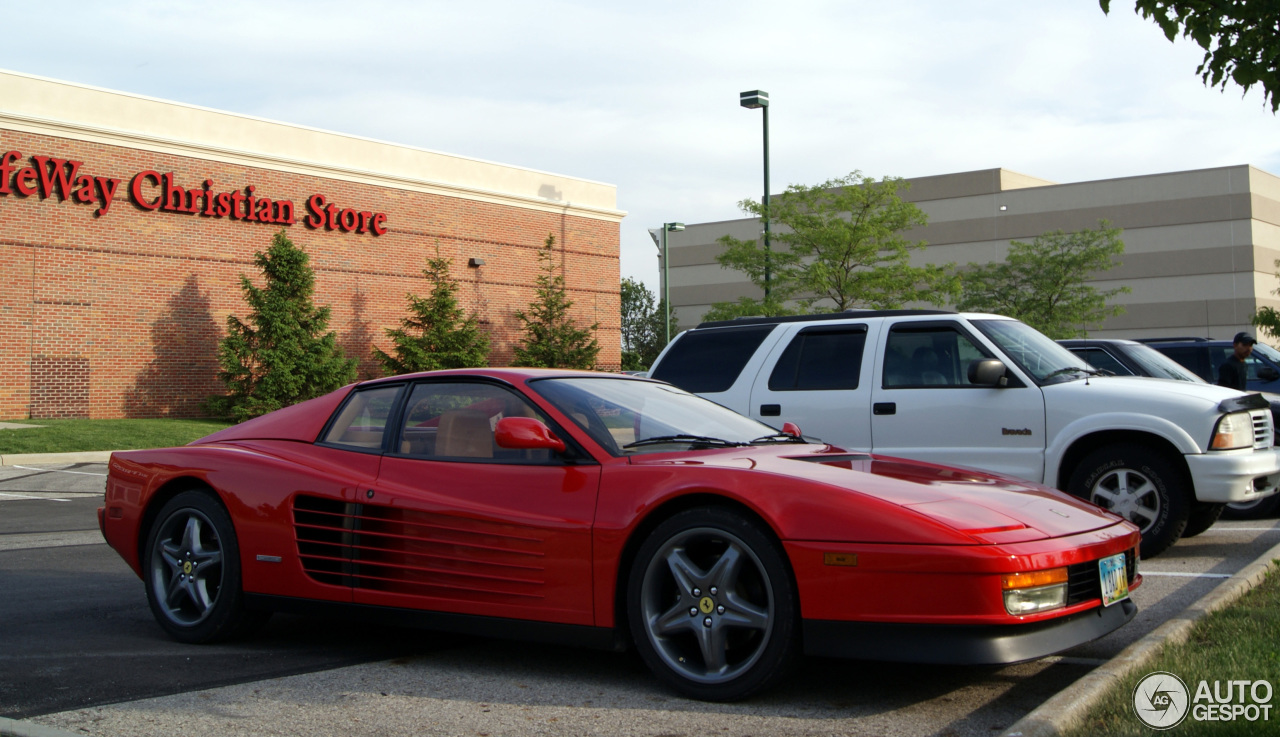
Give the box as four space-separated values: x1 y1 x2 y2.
666 165 1280 340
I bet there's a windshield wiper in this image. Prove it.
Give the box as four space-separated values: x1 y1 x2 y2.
1043 366 1112 380
622 434 749 449
750 432 807 444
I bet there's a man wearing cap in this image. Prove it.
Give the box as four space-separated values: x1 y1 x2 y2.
1218 332 1257 391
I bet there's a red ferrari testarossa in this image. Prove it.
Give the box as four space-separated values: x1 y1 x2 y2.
101 369 1140 700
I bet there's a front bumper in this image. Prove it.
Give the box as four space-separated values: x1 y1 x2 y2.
803 598 1136 664
1185 448 1280 503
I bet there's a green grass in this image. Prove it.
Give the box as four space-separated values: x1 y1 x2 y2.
1065 565 1280 736
0 419 233 454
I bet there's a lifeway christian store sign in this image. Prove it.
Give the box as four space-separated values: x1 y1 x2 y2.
0 148 389 235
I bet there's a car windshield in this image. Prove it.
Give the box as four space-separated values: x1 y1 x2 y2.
530 377 797 455
1252 342 1280 364
1125 343 1206 382
970 319 1093 384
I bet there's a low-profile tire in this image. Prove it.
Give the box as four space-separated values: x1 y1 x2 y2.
626 506 798 701
1181 502 1226 538
1068 444 1189 559
1223 494 1280 520
144 489 264 643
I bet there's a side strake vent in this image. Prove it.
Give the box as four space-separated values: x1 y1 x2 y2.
292 494 546 601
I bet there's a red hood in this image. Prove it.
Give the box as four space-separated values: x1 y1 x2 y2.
630 446 1124 544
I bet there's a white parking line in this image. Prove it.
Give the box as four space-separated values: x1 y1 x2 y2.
1203 527 1280 532
0 531 104 551
0 492 71 502
1139 571 1233 578
11 465 107 477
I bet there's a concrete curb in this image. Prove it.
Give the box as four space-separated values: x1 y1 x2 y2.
0 716 83 737
1000 537 1280 737
0 451 114 466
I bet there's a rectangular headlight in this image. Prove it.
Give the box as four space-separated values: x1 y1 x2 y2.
1002 567 1068 615
1211 411 1253 450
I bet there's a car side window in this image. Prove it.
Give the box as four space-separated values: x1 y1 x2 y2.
883 325 992 388
396 382 556 463
768 326 867 391
321 385 402 450
1075 348 1133 376
1209 345 1265 382
1156 346 1212 382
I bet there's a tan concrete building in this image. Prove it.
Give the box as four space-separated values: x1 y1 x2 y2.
665 166 1280 339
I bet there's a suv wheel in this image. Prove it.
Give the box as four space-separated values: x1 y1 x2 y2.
1068 444 1189 558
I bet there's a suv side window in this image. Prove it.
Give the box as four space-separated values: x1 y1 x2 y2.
768 326 867 391
1207 345 1266 382
883 324 992 388
1155 346 1212 382
651 325 774 393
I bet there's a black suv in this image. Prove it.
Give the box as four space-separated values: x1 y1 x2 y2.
1137 337 1280 392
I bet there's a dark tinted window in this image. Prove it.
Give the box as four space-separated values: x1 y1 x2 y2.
769 327 867 390
1153 346 1212 381
1074 347 1133 376
883 324 992 388
651 325 775 393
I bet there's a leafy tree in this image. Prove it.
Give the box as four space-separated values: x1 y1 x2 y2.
374 250 489 375
956 221 1130 339
512 234 600 369
706 172 958 319
208 230 356 421
1100 1 1280 112
1251 259 1280 339
620 277 665 370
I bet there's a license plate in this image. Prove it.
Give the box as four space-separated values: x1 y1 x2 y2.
1099 552 1129 607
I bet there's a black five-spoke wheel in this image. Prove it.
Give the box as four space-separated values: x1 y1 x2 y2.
628 507 797 701
144 490 262 643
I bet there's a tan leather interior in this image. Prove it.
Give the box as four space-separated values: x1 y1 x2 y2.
436 410 494 458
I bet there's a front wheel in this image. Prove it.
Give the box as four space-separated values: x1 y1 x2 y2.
144 490 264 643
627 507 798 701
1182 502 1225 538
1068 444 1189 558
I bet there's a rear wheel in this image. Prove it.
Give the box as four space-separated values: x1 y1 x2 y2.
627 507 798 701
144 490 266 643
1068 444 1189 558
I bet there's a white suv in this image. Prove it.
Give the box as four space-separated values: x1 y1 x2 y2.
649 310 1280 557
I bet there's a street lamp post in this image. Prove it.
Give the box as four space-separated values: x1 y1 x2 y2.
739 90 770 301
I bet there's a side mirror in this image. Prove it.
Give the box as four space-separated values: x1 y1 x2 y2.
1258 367 1280 382
495 417 566 453
781 422 802 438
968 359 1008 387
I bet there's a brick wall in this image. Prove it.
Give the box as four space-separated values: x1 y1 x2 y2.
0 129 621 419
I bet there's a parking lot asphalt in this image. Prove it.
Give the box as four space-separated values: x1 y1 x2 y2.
6 461 1279 737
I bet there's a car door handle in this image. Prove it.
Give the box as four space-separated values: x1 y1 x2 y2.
873 402 896 415
760 404 781 417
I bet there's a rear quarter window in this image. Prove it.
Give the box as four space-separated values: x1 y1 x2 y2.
651 325 775 393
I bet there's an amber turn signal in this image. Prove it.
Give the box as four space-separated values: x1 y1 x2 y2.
1001 567 1068 590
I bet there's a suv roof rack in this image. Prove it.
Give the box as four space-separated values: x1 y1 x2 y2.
696 309 955 330
1131 336 1211 344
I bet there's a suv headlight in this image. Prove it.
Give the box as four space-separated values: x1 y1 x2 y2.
1211 411 1253 450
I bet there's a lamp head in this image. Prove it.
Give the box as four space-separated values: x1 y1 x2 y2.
739 90 769 109
665 222 685 232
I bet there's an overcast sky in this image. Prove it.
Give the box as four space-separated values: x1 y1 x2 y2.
3 1 1277 292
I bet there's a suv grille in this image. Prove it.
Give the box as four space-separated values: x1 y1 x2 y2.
1065 548 1137 606
292 494 545 600
1252 410 1273 450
